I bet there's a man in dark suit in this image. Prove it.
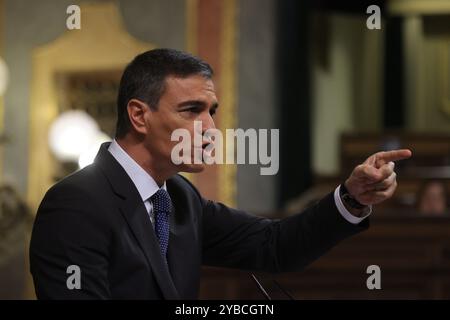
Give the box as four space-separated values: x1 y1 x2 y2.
29 49 411 299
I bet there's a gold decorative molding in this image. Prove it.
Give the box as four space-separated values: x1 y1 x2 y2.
440 41 450 117
27 2 154 212
218 0 238 207
0 0 4 181
185 0 198 55
389 0 450 15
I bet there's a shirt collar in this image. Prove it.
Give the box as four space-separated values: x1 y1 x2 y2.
108 139 166 202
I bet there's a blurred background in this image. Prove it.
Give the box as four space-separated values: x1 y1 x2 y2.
0 0 450 299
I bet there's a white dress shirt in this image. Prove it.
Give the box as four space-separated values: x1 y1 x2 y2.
108 140 166 225
108 139 370 225
334 186 371 224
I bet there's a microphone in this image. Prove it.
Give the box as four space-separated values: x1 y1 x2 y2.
251 274 272 300
251 273 295 300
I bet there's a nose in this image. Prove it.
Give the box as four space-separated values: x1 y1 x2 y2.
200 112 216 134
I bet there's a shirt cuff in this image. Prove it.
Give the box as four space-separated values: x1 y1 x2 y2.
334 185 372 224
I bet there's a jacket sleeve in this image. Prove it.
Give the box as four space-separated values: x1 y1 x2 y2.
201 192 369 273
29 183 111 299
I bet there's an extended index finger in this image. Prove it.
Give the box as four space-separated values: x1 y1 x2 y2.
375 149 412 167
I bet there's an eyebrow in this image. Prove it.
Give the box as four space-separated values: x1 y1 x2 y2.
177 100 219 110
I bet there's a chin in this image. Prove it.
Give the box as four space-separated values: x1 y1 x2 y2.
180 163 205 173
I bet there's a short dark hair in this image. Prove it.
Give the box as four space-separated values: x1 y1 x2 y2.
115 48 213 138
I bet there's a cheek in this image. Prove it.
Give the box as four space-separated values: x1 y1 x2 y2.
144 115 172 154
150 112 179 141
161 121 192 156
169 119 199 141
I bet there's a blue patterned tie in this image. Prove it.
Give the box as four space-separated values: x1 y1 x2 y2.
150 189 172 262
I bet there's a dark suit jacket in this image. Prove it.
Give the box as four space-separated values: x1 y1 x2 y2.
29 142 368 299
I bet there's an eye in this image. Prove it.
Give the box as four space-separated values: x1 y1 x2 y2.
183 106 201 114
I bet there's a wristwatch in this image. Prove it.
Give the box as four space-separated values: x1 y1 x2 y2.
340 183 367 210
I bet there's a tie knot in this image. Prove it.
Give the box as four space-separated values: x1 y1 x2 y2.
150 189 172 214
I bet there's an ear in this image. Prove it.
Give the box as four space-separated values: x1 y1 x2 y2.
127 99 150 135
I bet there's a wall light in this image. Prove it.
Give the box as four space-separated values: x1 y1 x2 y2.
48 110 102 162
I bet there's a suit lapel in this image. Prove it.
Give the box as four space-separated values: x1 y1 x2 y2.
166 177 201 298
95 142 179 299
118 196 179 299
